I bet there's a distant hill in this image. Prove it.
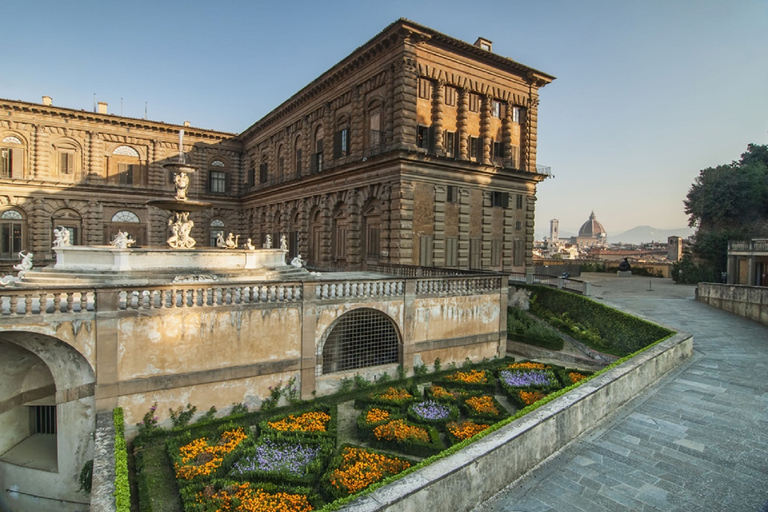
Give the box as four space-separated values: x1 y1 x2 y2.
609 226 694 245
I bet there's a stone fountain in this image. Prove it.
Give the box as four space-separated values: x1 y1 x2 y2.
24 129 308 285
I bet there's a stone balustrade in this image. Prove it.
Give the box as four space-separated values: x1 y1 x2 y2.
0 288 95 316
117 283 304 311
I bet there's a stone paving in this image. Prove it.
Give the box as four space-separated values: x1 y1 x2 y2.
475 274 768 512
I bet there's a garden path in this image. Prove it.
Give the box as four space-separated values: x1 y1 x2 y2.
474 274 768 512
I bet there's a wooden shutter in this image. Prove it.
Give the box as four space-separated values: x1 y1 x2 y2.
333 131 342 159
10 148 23 178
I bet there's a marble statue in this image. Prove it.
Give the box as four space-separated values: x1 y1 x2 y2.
52 226 71 248
280 234 287 251
244 238 255 250
264 234 272 249
290 254 304 268
2 251 34 286
112 231 136 249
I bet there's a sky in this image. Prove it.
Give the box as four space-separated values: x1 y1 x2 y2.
3 0 767 237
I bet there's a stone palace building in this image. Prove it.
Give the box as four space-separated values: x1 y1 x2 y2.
0 18 553 275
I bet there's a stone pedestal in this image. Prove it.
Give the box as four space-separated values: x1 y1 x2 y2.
617 271 632 277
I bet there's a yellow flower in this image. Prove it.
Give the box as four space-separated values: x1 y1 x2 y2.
372 419 429 443
328 447 410 495
519 390 547 405
447 420 489 441
445 369 490 384
465 396 500 415
174 428 247 480
267 411 331 432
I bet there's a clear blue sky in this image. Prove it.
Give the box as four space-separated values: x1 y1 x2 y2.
4 0 767 236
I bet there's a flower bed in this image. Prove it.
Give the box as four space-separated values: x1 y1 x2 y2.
370 418 444 457
434 369 496 392
407 400 459 427
446 420 490 445
259 405 336 438
356 405 401 432
356 386 417 411
186 481 317 512
228 435 334 486
424 385 471 403
500 361 553 371
171 428 248 482
322 445 414 500
507 389 550 409
499 369 560 390
461 395 508 422
558 369 594 386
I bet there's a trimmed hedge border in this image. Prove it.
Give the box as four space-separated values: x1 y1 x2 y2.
114 407 130 512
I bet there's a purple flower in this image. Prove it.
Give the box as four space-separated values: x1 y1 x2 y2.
231 439 321 477
412 400 451 420
500 369 558 388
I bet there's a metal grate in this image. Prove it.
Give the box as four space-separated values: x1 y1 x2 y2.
323 308 399 374
33 405 56 435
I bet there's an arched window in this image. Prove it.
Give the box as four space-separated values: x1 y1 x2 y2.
312 125 324 174
52 208 83 245
322 308 400 374
52 139 81 178
367 101 384 156
109 145 144 186
1 135 25 178
333 115 350 159
309 209 323 265
106 210 144 246
331 206 347 265
210 219 225 247
362 201 381 262
1 209 25 258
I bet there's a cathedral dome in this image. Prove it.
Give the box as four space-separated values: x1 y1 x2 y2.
578 211 607 238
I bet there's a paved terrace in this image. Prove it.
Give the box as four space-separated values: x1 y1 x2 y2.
476 273 768 512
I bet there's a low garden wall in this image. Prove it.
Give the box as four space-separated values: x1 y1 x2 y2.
697 282 768 327
338 330 693 512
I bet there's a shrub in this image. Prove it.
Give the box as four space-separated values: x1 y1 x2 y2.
521 285 673 356
461 395 508 422
228 435 334 486
169 403 197 428
322 445 414 500
507 307 564 350
369 418 444 457
78 459 93 494
407 400 460 427
446 420 490 445
433 369 496 392
114 408 130 512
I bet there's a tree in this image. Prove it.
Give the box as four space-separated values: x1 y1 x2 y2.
681 144 768 281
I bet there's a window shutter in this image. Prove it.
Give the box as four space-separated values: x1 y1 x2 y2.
225 171 231 193
427 126 435 154
10 148 23 178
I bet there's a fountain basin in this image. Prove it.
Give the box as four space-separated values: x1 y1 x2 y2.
53 246 288 273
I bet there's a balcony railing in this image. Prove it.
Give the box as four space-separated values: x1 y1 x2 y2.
536 165 552 177
728 239 768 253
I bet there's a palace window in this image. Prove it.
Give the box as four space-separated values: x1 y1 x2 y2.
446 236 458 267
512 107 521 123
1 209 24 258
259 162 268 183
446 185 458 203
492 100 502 118
107 210 144 246
419 235 434 267
493 141 505 159
418 78 432 99
248 167 256 187
470 137 480 160
492 191 509 208
295 135 303 176
445 86 457 106
58 150 75 175
491 238 502 267
516 194 524 209
322 308 400 374
111 145 142 186
333 128 350 159
469 93 480 112
1 136 24 178
208 170 227 193
210 219 225 247
445 131 456 158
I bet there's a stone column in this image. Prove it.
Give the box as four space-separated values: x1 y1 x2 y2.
458 188 470 267
523 97 540 172
323 104 334 168
380 184 392 263
389 181 414 264
350 87 364 159
385 67 395 153
347 189 362 267
391 45 418 151
88 132 103 181
431 80 445 155
457 88 469 161
34 125 49 179
502 102 514 168
433 185 446 265
480 96 493 165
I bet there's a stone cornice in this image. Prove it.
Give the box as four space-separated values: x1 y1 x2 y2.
0 98 237 143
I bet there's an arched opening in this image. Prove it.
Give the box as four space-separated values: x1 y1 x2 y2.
210 219 225 247
105 209 145 246
0 331 95 510
108 145 145 186
331 205 347 266
51 208 83 246
1 208 26 260
322 308 400 374
309 209 323 266
362 200 381 263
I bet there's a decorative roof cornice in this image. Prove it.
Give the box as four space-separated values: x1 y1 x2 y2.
0 98 237 142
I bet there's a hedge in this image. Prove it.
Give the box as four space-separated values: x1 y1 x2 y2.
113 407 130 512
517 285 673 356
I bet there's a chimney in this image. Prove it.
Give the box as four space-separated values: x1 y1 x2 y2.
98 101 108 114
42 96 52 106
474 37 493 52
183 121 191 127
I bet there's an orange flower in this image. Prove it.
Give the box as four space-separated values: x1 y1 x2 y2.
507 362 548 370
519 390 547 405
373 419 429 443
364 408 391 425
328 447 411 495
447 420 489 441
568 372 588 384
465 396 500 415
267 411 331 432
373 387 413 401
445 369 490 384
429 385 467 401
175 428 247 480
199 482 314 512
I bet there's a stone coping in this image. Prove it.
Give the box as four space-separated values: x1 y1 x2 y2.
338 331 693 512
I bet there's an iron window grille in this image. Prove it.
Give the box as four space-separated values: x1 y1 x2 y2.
322 308 399 374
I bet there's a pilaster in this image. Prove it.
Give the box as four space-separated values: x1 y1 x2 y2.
433 184 446 265
480 96 492 165
34 125 49 179
431 80 445 156
502 102 513 168
458 188 470 267
481 192 493 268
457 88 469 161
391 47 418 151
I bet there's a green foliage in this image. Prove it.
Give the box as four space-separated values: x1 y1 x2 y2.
262 377 303 411
134 436 180 512
194 406 217 425
353 373 372 390
507 307 564 350
114 407 131 512
136 402 160 440
169 403 197 428
684 144 768 273
229 402 249 416
433 358 442 373
413 363 429 377
671 253 720 284
522 285 673 356
396 364 407 380
579 261 606 273
339 377 354 393
78 459 93 494
377 371 391 383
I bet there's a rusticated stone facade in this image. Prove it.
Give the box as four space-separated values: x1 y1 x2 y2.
0 19 552 275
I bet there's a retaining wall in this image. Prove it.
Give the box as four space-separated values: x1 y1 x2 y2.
697 282 768 327
338 331 693 512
